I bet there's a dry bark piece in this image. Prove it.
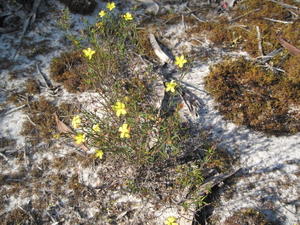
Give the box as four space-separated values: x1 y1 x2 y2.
197 168 240 196
54 113 73 134
149 33 172 64
75 142 89 152
54 113 89 151
277 37 300 56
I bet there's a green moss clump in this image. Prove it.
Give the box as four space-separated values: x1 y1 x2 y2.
205 57 300 135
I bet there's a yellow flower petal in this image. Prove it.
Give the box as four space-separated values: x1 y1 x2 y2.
53 133 61 139
95 149 104 159
165 80 177 93
74 133 86 145
118 123 130 138
98 10 106 17
112 101 127 117
96 22 103 29
72 115 81 129
165 216 178 225
123 12 133 21
175 55 187 68
92 124 101 133
83 48 96 60
106 2 115 11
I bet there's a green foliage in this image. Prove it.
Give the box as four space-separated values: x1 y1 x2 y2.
57 8 71 31
45 2 231 211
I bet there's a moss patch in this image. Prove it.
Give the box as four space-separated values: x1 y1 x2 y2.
205 56 300 135
21 97 77 145
224 208 274 225
187 0 300 57
0 137 16 148
25 79 40 95
50 47 123 93
50 51 90 93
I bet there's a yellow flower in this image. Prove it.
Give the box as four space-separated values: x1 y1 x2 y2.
164 216 179 225
112 101 127 117
123 12 133 21
53 133 61 139
96 22 103 28
82 48 96 60
72 115 81 129
92 124 101 133
119 123 130 138
74 133 86 145
95 149 104 159
106 2 115 11
165 80 177 93
175 55 187 68
98 10 106 17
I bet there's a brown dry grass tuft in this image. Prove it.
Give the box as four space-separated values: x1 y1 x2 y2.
205 57 300 135
21 97 77 145
187 0 300 57
224 208 274 225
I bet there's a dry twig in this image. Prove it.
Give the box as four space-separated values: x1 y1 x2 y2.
149 33 172 64
256 26 264 56
277 37 300 56
268 0 299 10
263 17 294 24
12 0 42 59
230 8 260 22
2 105 27 116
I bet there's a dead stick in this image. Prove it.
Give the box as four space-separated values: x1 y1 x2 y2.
36 63 53 88
149 33 172 64
3 105 27 116
230 8 260 22
256 26 264 56
12 0 42 59
264 17 294 24
268 0 299 10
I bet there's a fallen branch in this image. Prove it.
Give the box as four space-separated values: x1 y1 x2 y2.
149 33 172 64
197 168 241 196
262 63 286 73
36 63 53 89
277 37 300 56
25 114 37 126
13 0 42 59
0 152 9 161
230 8 260 22
264 17 294 24
54 113 73 134
255 48 282 63
185 6 206 22
2 105 27 116
54 113 89 152
256 26 264 56
268 0 299 10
